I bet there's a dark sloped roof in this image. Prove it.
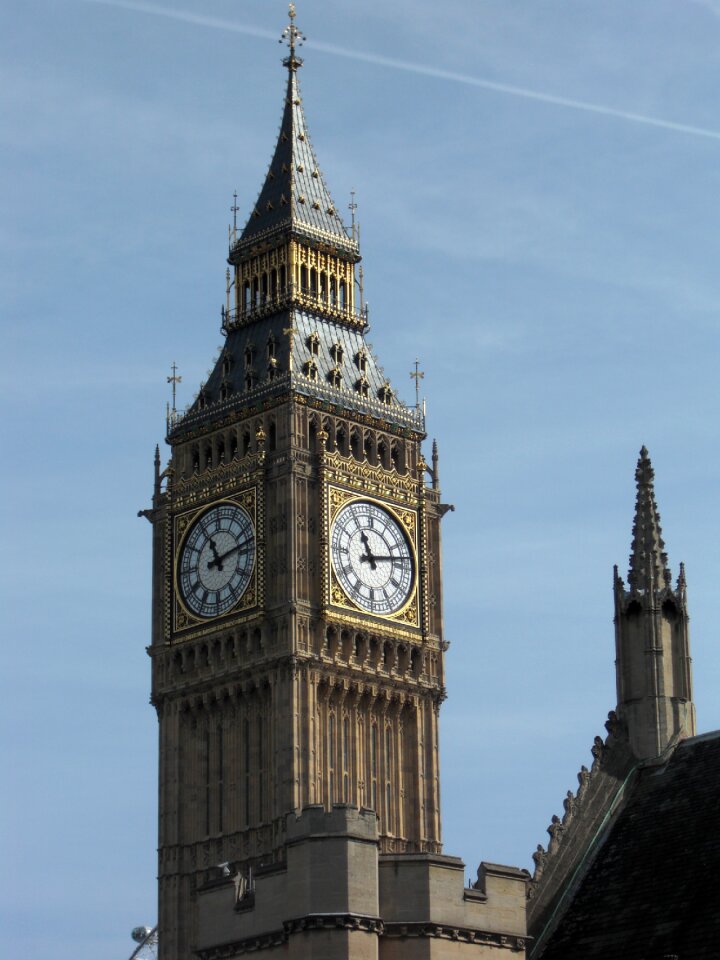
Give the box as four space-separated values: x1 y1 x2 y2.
235 65 357 257
537 731 720 960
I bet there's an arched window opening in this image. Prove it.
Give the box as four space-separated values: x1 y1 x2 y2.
328 713 336 804
328 366 342 388
329 276 337 305
307 332 320 356
300 264 308 293
268 421 277 451
243 280 251 312
356 377 369 398
350 432 361 461
261 273 268 303
309 268 318 296
267 335 276 359
378 440 389 469
271 268 278 299
319 271 327 301
342 716 350 803
309 418 318 450
279 264 287 292
230 433 238 459
336 426 346 454
217 438 226 463
242 431 251 457
339 279 346 308
303 359 318 381
355 349 367 373
252 276 259 306
245 372 255 391
245 345 254 368
391 444 400 471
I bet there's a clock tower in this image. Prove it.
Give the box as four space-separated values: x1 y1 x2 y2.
146 9 528 960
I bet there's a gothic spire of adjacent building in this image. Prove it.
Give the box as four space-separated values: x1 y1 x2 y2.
626 445 672 593
613 447 695 760
232 5 357 260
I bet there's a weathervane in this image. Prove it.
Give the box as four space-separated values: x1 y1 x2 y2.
167 361 182 415
279 2 306 65
410 358 424 410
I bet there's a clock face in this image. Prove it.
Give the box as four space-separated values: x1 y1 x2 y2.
178 502 255 619
330 500 414 616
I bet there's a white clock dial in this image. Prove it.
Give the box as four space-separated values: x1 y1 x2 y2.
178 502 255 619
330 500 414 615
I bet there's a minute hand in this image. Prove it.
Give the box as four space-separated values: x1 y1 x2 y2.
208 542 250 569
360 554 410 562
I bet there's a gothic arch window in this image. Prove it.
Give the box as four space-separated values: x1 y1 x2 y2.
270 267 278 299
300 264 309 293
391 443 400 471
230 432 238 459
280 264 287 291
309 267 318 296
378 439 389 469
329 276 337 305
336 426 347 455
243 280 251 311
245 345 254 368
350 430 361 461
342 715 350 803
307 332 320 356
370 724 379 811
267 358 278 380
198 389 207 411
242 431 251 457
220 382 232 402
252 276 259 306
355 349 368 373
356 376 369 398
267 334 276 359
319 270 327 301
339 279 346 308
309 417 318 450
331 342 343 364
261 272 268 303
268 420 277 451
217 437 226 463
222 354 232 376
328 711 337 804
384 725 393 833
303 359 318 381
245 372 255 391
328 366 342 388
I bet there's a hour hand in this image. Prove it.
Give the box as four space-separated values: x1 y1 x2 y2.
207 538 224 571
359 532 377 570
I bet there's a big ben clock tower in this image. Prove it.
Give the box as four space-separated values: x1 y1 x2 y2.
145 8 528 960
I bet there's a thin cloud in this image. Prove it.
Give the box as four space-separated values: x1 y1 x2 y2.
78 0 720 143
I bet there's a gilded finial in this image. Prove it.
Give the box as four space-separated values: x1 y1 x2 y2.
279 2 306 70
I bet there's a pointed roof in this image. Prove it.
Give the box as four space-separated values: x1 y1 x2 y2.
233 15 358 259
627 446 672 592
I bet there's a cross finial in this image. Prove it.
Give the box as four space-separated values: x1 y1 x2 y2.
231 190 239 234
410 358 425 409
167 361 182 414
279 2 305 69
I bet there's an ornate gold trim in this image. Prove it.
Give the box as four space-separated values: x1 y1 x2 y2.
325 488 419 627
171 489 261 637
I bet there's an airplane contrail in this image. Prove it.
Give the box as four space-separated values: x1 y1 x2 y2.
79 0 720 143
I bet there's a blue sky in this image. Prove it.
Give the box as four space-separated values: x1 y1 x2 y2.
4 1 720 957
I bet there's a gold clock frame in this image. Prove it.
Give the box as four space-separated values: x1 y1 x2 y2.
172 488 259 635
326 486 420 627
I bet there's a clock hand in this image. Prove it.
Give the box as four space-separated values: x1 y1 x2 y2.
361 554 410 562
208 542 251 569
207 538 223 572
359 531 377 570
